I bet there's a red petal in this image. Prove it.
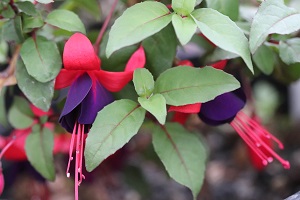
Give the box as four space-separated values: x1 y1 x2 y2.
210 60 227 70
63 33 100 71
94 46 146 92
169 103 201 113
55 69 84 89
31 105 53 117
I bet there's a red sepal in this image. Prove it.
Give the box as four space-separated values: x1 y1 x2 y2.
172 112 190 125
63 33 100 71
55 69 84 89
210 60 227 70
177 60 194 67
94 46 146 92
169 103 201 113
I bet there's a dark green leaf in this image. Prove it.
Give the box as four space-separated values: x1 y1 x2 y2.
45 9 86 34
133 68 155 98
74 0 101 19
152 123 207 199
253 44 276 75
8 96 34 129
138 94 167 124
2 5 15 18
106 2 172 57
113 83 138 102
142 24 177 78
0 40 8 63
191 8 253 73
205 0 239 21
279 38 300 64
154 66 240 106
25 126 55 180
85 100 146 172
23 14 44 32
249 0 300 53
20 36 61 83
172 14 197 45
172 0 196 15
2 17 24 43
16 59 54 111
15 1 37 16
0 88 9 128
100 32 138 72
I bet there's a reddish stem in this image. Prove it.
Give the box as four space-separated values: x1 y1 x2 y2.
94 0 119 55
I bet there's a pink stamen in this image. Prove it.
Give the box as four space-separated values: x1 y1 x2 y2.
66 122 77 178
230 112 290 169
66 122 86 200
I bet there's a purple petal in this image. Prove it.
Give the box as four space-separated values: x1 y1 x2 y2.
198 89 246 125
60 73 92 119
78 80 114 124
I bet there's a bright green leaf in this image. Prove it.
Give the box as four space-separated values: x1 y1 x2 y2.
15 1 37 16
45 9 86 34
154 66 240 106
20 36 61 83
249 0 300 54
279 38 300 64
191 8 253 73
85 99 146 172
205 0 239 21
16 59 54 111
172 14 197 45
8 97 34 129
138 94 167 125
253 44 276 75
106 2 172 57
172 0 196 16
142 24 177 78
25 126 55 180
152 123 207 199
133 68 155 98
0 40 8 63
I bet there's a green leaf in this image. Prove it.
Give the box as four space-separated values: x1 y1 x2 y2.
152 123 207 199
279 38 300 64
133 68 155 98
0 40 8 63
15 1 37 16
74 0 101 20
16 59 54 111
205 0 239 21
106 2 172 57
142 24 177 78
2 17 24 43
0 88 9 128
154 66 240 106
23 14 44 33
45 9 86 34
100 32 138 72
138 94 167 125
249 0 300 54
191 8 253 73
20 36 62 83
172 14 197 45
85 99 146 172
8 97 34 129
209 48 239 62
2 5 15 18
172 0 196 15
253 44 276 75
25 126 55 181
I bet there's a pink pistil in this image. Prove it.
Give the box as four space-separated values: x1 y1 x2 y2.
66 122 86 200
230 111 290 169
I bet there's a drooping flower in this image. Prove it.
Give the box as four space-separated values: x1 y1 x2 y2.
54 33 145 199
198 89 290 169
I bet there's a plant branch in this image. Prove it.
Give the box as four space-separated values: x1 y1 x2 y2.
94 0 119 55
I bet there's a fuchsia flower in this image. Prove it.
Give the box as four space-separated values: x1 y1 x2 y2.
198 89 290 169
55 33 145 199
